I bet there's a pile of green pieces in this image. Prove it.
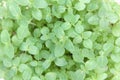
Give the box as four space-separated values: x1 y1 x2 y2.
0 0 120 80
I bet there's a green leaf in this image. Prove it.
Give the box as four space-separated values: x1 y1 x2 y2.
83 39 93 49
57 6 66 13
29 61 38 67
99 18 109 28
103 42 114 54
42 60 51 70
32 9 42 21
40 34 49 41
74 21 84 34
2 19 13 30
35 66 44 75
82 31 92 39
55 57 67 66
54 43 65 57
97 73 107 80
96 56 108 67
114 46 120 54
12 57 20 66
82 0 91 3
3 58 12 67
73 35 82 44
20 42 29 51
20 54 32 63
112 22 120 37
31 76 41 80
0 6 6 18
0 30 10 44
45 72 57 80
22 69 32 80
82 48 95 59
28 45 39 55
15 0 30 6
66 28 78 38
64 12 80 24
65 39 75 53
54 27 65 39
8 1 21 19
87 1 99 11
3 44 14 59
88 15 99 25
5 67 17 79
85 59 97 70
107 12 119 24
74 2 86 11
17 24 30 40
75 69 86 80
12 35 23 47
61 22 71 30
13 75 22 80
72 47 84 63
41 27 49 35
33 28 41 38
58 71 68 80
110 54 120 63
115 37 120 46
18 64 29 72
33 0 48 8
